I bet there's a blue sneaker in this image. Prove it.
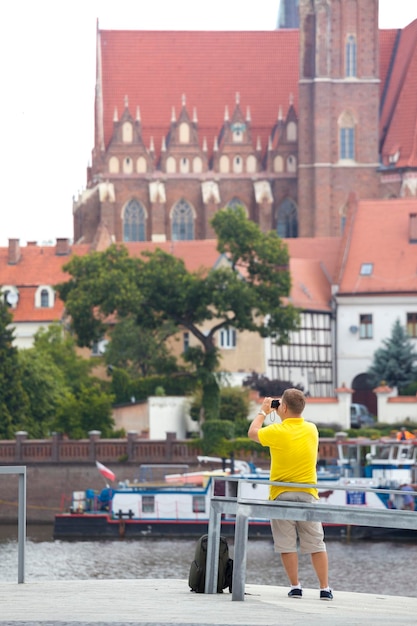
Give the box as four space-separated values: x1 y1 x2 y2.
320 589 333 601
288 588 302 598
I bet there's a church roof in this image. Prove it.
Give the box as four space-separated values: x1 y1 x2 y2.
97 29 299 159
97 21 417 167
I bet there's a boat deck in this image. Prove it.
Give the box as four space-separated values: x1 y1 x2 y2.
1 578 416 625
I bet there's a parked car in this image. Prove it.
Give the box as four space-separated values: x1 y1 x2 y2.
350 403 375 428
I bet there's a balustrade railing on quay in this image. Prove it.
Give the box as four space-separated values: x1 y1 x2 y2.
0 433 338 466
0 430 201 465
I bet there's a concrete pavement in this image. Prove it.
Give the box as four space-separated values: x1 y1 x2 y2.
0 579 416 625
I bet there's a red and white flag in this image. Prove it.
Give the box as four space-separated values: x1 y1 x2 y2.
95 460 116 482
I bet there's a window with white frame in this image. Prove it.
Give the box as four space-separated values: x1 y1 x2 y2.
35 285 54 308
359 314 373 339
219 327 236 349
142 495 155 513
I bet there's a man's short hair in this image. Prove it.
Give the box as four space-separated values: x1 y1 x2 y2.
282 388 305 415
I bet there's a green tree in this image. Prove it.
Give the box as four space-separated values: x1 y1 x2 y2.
104 316 178 376
33 325 92 393
367 319 417 391
56 207 299 421
30 325 115 438
52 384 115 439
0 302 28 438
18 349 66 438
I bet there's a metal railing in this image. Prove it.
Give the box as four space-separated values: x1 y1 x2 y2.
0 466 26 583
205 477 417 601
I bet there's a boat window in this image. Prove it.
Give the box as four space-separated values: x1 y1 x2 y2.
376 446 390 460
141 496 155 513
192 496 206 513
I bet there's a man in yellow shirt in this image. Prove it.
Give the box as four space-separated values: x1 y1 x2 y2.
248 388 332 601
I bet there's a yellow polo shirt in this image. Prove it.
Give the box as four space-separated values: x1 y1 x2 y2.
258 418 319 501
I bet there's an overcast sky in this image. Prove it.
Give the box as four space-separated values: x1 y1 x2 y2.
0 0 416 246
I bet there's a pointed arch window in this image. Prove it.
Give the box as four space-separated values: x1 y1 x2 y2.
226 197 247 215
233 155 243 173
171 199 194 240
277 198 298 238
122 122 133 143
287 121 297 141
345 35 357 78
179 123 190 143
123 199 146 242
338 111 356 161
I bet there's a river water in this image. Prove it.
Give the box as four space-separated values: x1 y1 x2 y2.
1 524 417 597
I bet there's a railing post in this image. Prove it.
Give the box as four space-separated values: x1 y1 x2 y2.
51 432 61 462
232 484 250 602
15 431 27 462
165 432 176 461
127 430 138 462
205 481 222 594
0 466 26 583
88 430 101 461
17 467 26 583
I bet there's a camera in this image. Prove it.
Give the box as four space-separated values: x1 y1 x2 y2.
271 399 280 409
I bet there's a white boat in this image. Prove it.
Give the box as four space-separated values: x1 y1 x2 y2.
53 440 417 541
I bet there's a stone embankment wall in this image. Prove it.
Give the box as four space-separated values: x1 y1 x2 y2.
0 432 337 524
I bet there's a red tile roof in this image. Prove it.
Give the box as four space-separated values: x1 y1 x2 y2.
0 244 89 322
336 197 417 295
98 23 417 167
98 30 300 159
0 236 339 325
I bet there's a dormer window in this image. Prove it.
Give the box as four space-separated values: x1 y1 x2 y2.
40 289 49 308
35 285 54 308
360 263 373 276
231 122 245 143
388 149 400 165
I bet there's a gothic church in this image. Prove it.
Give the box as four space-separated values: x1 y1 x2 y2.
73 0 417 245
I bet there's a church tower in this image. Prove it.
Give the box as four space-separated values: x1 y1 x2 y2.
297 0 380 236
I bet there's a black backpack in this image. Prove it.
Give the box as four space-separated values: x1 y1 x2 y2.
188 534 233 593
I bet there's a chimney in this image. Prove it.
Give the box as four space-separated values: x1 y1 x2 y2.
55 238 71 256
8 239 21 265
409 214 417 243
